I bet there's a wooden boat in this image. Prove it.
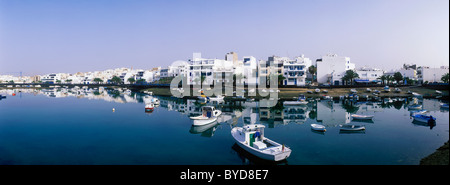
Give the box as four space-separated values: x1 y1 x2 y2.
310 124 326 132
339 125 366 131
231 124 292 161
351 114 374 120
413 114 436 123
191 106 222 126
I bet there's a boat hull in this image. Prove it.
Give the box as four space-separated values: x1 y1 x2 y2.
310 124 326 132
283 101 308 106
351 115 374 120
231 127 291 161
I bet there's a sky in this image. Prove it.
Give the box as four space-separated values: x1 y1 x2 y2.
0 0 448 76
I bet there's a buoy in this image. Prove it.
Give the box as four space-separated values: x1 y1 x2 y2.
112 108 115 112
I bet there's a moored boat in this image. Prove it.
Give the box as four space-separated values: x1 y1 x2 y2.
410 109 427 116
190 106 222 126
283 94 308 106
310 124 326 132
145 103 154 112
440 103 449 109
231 124 291 161
339 124 366 131
383 86 390 92
351 114 374 120
350 89 357 93
413 114 436 123
408 104 422 110
314 88 320 93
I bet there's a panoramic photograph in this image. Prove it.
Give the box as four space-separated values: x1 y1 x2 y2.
0 0 448 182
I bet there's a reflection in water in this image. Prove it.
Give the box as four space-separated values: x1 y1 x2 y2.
1 87 446 130
189 122 219 137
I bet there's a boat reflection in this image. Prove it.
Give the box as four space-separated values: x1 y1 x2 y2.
411 120 436 130
189 122 219 137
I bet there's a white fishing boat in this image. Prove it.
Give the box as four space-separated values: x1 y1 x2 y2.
208 95 224 102
231 124 292 161
351 114 374 120
310 124 326 132
383 86 390 92
314 88 320 93
350 89 358 93
283 94 308 106
151 97 160 104
339 125 366 131
191 106 222 126
366 88 372 92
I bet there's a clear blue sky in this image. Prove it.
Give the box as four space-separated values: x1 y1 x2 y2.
0 0 448 76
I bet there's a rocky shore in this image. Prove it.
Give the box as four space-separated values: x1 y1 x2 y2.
420 141 449 165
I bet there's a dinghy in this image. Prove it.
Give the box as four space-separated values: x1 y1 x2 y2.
339 125 366 131
410 110 427 116
190 106 222 126
231 124 291 161
351 114 374 120
310 124 326 132
145 103 154 112
408 104 422 110
413 114 436 123
383 86 390 92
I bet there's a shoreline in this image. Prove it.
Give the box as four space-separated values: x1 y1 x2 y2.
420 141 449 165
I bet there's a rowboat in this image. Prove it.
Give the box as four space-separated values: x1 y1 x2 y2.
310 124 326 132
408 104 422 110
351 114 374 120
410 109 427 116
231 124 291 161
145 103 154 112
413 114 436 123
190 106 222 126
339 125 366 131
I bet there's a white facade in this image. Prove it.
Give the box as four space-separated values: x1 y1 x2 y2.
316 54 355 85
418 66 449 83
282 55 312 86
355 67 384 83
241 56 259 85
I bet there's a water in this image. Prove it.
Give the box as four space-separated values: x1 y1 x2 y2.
0 88 448 165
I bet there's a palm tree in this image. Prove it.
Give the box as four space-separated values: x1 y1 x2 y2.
393 72 403 84
343 70 359 85
111 76 122 84
278 74 286 86
308 65 317 82
377 75 386 85
93 78 103 84
441 73 449 83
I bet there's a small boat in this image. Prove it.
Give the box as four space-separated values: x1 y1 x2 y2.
413 114 436 123
322 90 328 93
407 90 412 94
314 88 320 93
408 104 422 110
412 92 422 98
306 90 313 94
366 88 372 92
351 114 374 120
373 90 381 94
145 103 154 112
394 88 401 93
231 124 292 161
436 90 442 95
383 86 390 92
191 106 222 126
310 124 326 132
283 94 308 106
440 103 449 109
410 110 427 116
350 89 358 93
339 125 366 131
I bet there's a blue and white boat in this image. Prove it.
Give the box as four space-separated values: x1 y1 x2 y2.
410 110 427 116
408 104 422 110
413 114 436 123
383 86 390 92
440 103 449 109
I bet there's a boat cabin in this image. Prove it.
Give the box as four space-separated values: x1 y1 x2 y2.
202 106 216 118
242 124 268 150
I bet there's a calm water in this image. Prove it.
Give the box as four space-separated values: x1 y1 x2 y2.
0 88 448 165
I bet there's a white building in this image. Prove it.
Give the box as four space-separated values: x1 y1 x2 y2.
355 67 384 83
316 54 355 85
418 66 449 83
187 53 234 86
241 56 259 85
282 55 312 86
